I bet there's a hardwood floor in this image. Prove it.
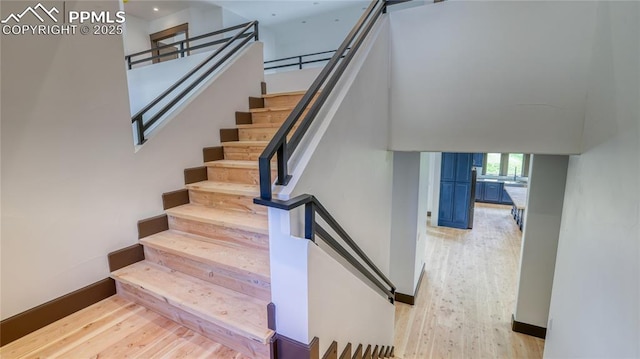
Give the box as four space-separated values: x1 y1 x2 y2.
0 296 250 359
394 203 545 359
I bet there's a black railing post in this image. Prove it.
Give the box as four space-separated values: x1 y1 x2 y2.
180 42 185 57
254 21 259 41
259 157 273 200
276 142 289 185
305 201 315 241
298 56 303 69
135 116 145 145
126 56 132 70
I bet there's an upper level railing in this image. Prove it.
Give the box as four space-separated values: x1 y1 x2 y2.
254 0 394 303
125 23 257 70
264 49 347 71
129 21 258 145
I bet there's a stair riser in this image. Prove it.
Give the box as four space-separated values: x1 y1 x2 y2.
207 167 275 185
251 108 308 124
143 246 271 302
238 127 299 142
223 146 267 161
115 281 270 359
189 190 266 215
264 94 304 108
168 216 269 250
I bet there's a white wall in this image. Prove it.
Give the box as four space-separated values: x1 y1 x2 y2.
268 17 394 354
388 1 597 154
0 0 264 319
389 152 428 296
122 14 150 56
264 67 322 94
268 3 365 60
544 2 639 357
514 155 568 328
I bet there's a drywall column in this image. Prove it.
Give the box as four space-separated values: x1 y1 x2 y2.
513 155 569 330
390 152 429 300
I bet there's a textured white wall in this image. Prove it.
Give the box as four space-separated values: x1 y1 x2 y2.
0 0 264 319
514 155 568 328
544 2 640 357
388 1 597 154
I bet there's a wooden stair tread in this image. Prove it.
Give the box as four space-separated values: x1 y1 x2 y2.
111 261 274 344
249 106 294 113
222 141 269 147
261 90 307 98
205 160 259 169
140 230 270 280
166 204 268 235
236 123 286 129
186 181 259 196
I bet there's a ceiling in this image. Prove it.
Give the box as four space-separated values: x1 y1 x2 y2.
123 0 369 26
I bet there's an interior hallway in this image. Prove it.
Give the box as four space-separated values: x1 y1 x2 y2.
394 203 545 358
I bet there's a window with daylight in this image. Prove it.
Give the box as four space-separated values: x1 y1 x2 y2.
485 153 501 176
482 153 530 178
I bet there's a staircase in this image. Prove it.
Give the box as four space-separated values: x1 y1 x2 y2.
322 341 395 359
111 88 309 358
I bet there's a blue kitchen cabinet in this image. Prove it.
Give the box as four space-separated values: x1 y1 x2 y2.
483 182 502 202
439 153 473 229
501 188 514 205
475 181 484 201
472 153 484 167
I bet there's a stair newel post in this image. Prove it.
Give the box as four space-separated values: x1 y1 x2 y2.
259 156 272 200
305 201 316 242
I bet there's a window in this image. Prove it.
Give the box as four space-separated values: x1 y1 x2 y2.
482 153 530 178
507 153 524 177
485 153 501 176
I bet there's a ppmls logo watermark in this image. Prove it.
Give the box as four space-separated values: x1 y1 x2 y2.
2 2 125 36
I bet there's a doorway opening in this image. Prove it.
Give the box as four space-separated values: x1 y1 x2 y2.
149 23 189 64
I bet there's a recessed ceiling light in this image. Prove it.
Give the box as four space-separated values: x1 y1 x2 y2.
153 7 159 11
334 18 339 22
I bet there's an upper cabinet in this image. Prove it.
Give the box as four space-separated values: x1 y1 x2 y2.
472 153 484 167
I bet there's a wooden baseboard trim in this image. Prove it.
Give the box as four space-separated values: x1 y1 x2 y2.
0 278 116 346
108 244 145 272
273 335 319 359
137 214 168 239
203 146 224 163
322 341 338 359
184 166 207 185
162 189 190 209
511 314 547 339
220 128 239 142
235 111 252 125
249 96 265 109
395 263 426 305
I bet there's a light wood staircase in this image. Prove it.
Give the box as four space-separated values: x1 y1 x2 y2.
111 88 310 358
322 341 395 359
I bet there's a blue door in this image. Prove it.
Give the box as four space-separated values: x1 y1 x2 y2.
439 153 472 229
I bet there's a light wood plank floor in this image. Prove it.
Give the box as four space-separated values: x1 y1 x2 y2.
0 296 251 359
394 203 545 359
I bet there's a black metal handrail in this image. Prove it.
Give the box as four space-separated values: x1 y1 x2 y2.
125 22 256 69
254 194 396 303
264 49 348 71
257 0 385 200
131 21 258 145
